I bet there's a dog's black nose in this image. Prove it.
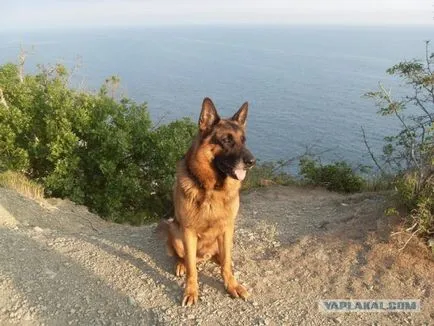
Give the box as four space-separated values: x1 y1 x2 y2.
244 156 256 168
242 148 256 168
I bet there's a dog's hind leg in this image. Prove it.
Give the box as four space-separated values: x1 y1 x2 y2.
160 219 187 276
171 235 186 277
175 259 186 277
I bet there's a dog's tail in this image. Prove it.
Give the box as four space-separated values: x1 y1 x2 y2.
154 218 178 257
154 218 174 236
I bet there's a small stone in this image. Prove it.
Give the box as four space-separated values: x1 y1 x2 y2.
44 269 57 279
187 314 195 320
23 312 32 321
34 226 44 232
127 296 136 306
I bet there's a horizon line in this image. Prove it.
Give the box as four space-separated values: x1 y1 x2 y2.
2 22 433 33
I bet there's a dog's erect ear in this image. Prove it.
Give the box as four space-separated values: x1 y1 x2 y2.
199 97 220 132
231 102 248 127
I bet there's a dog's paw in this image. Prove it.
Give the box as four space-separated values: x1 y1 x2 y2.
182 287 199 306
226 283 249 300
175 261 186 277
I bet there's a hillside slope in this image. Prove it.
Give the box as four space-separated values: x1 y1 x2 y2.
0 186 433 325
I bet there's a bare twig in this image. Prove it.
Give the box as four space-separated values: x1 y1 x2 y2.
17 45 34 83
410 142 421 170
378 83 422 169
412 94 433 124
77 77 88 92
421 168 434 189
151 112 169 131
0 88 9 109
406 221 419 232
270 145 338 174
390 222 419 237
270 154 304 173
379 83 411 131
398 228 420 251
424 40 434 104
390 231 404 236
425 40 432 75
68 55 83 85
361 126 385 175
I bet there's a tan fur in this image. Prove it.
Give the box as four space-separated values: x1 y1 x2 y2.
159 98 252 306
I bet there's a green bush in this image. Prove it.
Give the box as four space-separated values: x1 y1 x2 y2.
366 41 434 239
299 156 365 193
395 170 434 237
0 61 196 224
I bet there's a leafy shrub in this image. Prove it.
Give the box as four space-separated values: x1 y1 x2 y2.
0 61 196 224
299 156 365 193
365 41 434 239
395 170 433 237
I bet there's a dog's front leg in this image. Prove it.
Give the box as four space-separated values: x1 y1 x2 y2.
217 222 249 299
182 227 198 306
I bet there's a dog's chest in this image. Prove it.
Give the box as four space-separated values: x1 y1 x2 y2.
195 192 239 236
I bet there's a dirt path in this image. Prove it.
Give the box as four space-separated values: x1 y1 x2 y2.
0 186 433 326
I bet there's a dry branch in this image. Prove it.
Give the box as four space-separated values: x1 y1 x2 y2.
0 88 9 109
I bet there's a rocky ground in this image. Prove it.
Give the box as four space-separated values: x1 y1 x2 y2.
0 186 433 326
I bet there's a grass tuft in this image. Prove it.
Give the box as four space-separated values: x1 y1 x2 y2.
0 171 45 202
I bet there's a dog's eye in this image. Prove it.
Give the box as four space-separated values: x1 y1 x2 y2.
221 135 233 145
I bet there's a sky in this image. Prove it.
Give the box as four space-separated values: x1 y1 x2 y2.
1 0 432 30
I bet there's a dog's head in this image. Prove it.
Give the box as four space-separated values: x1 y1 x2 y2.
197 97 255 181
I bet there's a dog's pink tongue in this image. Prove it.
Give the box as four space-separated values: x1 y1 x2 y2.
234 168 246 181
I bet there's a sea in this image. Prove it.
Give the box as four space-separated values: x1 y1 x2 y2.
1 25 433 171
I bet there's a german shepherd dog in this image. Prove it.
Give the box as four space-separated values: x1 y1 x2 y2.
159 97 255 306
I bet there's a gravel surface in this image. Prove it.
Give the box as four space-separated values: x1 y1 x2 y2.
0 186 433 325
